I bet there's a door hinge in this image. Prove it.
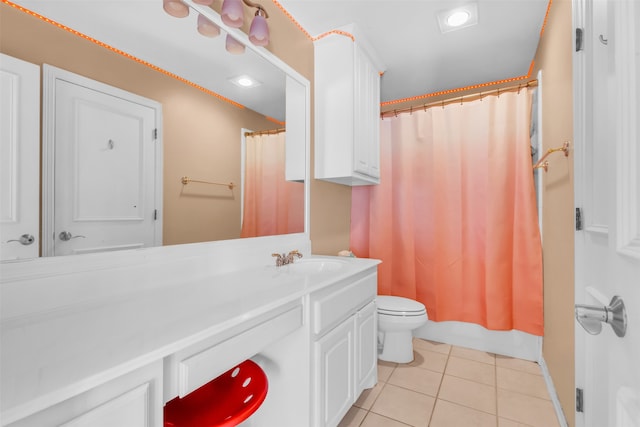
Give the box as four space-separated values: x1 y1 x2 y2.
576 388 584 413
153 128 158 140
576 28 584 52
153 209 158 220
576 207 583 231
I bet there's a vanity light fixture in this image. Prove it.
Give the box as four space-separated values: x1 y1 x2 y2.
225 35 246 54
163 0 189 18
197 13 221 38
164 0 270 50
248 8 269 46
437 3 478 33
221 0 270 46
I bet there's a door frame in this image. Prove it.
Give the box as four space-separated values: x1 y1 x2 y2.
0 53 41 260
41 65 163 257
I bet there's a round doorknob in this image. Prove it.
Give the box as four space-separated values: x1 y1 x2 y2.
59 231 86 241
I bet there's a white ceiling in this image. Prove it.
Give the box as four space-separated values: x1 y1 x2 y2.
278 0 549 104
12 0 549 118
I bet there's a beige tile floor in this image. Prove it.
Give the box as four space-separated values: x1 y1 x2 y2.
338 339 561 427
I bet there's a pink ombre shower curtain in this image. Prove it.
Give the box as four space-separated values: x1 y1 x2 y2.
241 132 304 237
351 90 543 336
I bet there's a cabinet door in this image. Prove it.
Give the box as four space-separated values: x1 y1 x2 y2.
314 317 355 427
353 46 380 180
355 301 377 395
7 362 162 427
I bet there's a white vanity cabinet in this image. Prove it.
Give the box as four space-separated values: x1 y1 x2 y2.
6 361 163 427
310 270 378 427
314 26 384 186
355 300 377 395
1 238 380 427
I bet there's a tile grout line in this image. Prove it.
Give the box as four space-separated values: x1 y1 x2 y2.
426 346 452 427
495 352 499 423
356 363 395 426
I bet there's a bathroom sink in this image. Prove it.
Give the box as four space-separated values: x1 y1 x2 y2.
287 258 347 274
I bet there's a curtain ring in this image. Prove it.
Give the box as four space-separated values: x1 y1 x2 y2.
479 92 483 101
441 101 445 109
517 84 522 94
497 88 501 97
394 109 398 117
460 97 463 105
409 106 413 115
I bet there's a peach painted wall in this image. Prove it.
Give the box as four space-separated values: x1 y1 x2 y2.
532 1 575 426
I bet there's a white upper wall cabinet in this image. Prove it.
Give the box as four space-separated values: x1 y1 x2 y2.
314 25 384 186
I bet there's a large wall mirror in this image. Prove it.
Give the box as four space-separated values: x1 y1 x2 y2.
0 0 310 259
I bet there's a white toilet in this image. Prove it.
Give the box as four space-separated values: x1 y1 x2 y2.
377 295 428 363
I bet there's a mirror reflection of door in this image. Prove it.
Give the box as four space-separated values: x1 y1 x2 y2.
43 65 162 256
0 54 40 261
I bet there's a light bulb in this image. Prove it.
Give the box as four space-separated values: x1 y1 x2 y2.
221 0 244 28
447 10 470 27
225 34 245 54
249 12 269 46
197 14 220 38
163 0 189 18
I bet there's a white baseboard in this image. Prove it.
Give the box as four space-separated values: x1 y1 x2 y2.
414 320 542 361
539 357 569 427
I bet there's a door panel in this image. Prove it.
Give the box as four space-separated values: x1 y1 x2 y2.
0 54 40 261
43 65 162 256
574 1 640 426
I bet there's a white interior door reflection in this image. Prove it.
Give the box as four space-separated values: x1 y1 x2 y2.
44 65 162 256
0 54 40 261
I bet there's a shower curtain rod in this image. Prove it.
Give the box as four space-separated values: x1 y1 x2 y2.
380 79 538 119
244 127 286 137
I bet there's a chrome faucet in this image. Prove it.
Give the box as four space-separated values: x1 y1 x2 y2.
272 250 303 266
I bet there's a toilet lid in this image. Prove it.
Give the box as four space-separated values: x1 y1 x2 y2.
377 295 426 316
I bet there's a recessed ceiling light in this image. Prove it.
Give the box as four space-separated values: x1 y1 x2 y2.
229 75 261 88
447 10 470 27
437 3 478 33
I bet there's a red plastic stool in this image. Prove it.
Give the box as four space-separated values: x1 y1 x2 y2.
164 359 268 427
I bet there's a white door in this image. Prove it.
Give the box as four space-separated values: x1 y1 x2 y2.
574 1 640 426
42 65 162 256
0 54 40 261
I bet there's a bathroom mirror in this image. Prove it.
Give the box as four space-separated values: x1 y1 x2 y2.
1 0 309 257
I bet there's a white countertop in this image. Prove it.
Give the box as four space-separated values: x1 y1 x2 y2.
0 254 379 422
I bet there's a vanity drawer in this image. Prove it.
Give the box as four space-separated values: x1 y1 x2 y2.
311 272 377 336
168 301 303 399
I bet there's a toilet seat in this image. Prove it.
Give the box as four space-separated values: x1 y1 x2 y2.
377 296 427 317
